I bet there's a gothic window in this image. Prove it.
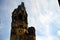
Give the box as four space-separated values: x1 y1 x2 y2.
23 16 27 24
18 25 23 28
12 15 17 22
25 17 27 24
24 26 27 29
14 16 17 21
18 14 23 21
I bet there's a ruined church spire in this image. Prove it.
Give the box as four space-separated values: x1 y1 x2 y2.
10 2 36 40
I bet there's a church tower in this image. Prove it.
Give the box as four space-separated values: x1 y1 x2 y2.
10 2 36 40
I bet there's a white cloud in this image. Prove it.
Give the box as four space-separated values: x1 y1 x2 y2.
56 15 60 25
57 30 60 36
36 36 54 40
36 36 42 40
27 0 60 40
28 0 55 37
39 10 54 24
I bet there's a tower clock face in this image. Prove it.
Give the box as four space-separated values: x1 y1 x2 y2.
16 28 25 36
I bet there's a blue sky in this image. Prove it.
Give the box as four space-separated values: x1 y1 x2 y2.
0 0 60 40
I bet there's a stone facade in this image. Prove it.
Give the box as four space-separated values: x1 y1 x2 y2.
10 2 36 40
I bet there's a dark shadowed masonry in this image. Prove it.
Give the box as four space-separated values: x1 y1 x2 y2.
58 0 60 6
10 2 36 40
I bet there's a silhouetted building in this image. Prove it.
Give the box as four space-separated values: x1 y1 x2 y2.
10 2 36 40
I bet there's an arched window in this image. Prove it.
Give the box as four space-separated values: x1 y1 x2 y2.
18 14 23 21
12 15 17 22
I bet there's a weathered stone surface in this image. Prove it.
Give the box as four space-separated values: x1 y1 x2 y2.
10 2 36 40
